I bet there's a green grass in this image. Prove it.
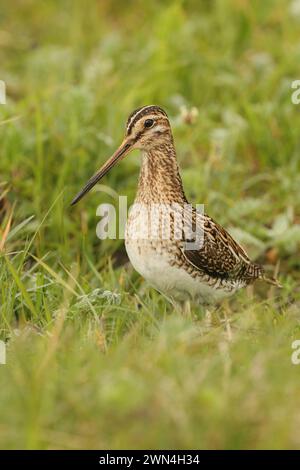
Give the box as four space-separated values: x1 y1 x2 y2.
1 0 300 449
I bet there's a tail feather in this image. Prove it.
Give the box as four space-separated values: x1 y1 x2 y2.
248 263 282 288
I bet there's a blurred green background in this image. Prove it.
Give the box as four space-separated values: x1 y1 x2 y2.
0 0 300 449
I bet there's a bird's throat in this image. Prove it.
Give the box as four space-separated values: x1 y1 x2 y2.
135 143 187 204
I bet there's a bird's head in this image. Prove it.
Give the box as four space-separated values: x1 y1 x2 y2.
71 105 171 205
125 105 171 149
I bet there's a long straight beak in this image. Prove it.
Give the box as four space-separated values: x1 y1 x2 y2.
71 139 132 206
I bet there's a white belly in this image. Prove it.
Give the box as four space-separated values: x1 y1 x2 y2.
126 243 226 303
125 204 238 303
125 238 234 303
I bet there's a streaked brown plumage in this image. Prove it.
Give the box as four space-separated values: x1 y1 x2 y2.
71 105 280 304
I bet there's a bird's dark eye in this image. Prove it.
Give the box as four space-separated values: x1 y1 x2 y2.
144 119 154 128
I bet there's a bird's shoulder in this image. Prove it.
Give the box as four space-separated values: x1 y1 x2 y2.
181 209 257 280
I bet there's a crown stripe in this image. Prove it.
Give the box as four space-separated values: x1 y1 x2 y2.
126 105 168 134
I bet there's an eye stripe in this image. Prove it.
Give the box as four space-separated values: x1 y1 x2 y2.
126 106 154 132
126 106 168 134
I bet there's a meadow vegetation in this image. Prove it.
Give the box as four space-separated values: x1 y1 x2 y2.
0 0 300 449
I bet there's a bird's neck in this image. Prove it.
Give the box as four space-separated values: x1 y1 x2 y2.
135 141 187 205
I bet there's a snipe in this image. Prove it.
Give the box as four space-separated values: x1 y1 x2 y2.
71 105 280 304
